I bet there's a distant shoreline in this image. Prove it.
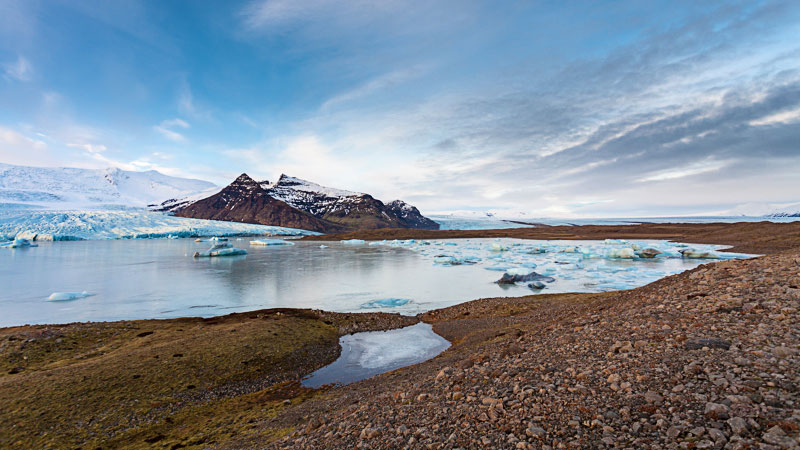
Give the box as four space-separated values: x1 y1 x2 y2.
302 220 800 254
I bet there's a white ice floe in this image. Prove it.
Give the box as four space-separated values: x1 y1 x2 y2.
48 291 94 301
193 242 248 258
341 239 366 245
251 239 294 246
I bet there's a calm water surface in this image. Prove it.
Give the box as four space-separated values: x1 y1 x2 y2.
0 237 745 327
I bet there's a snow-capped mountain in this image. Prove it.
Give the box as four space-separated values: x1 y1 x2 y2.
0 163 217 209
717 201 800 217
261 174 439 230
174 174 341 233
176 173 439 232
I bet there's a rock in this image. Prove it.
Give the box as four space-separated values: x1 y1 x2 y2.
607 373 621 384
773 346 795 358
704 402 730 420
685 338 731 350
727 417 747 435
643 390 663 405
526 425 546 438
762 426 796 448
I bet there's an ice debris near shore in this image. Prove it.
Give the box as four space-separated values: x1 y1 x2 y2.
0 209 319 241
48 291 94 301
366 238 751 294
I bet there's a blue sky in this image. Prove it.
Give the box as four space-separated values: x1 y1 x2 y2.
1 0 799 217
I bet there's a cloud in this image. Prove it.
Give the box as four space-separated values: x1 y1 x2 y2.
2 55 32 81
0 126 51 166
154 118 190 142
321 66 429 110
67 143 107 154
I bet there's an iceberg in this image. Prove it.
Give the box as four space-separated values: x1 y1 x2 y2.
606 247 636 259
250 239 294 246
48 291 94 301
193 242 248 258
360 298 411 309
319 244 329 248
679 248 721 259
636 248 662 258
0 237 38 249
433 255 480 266
497 271 556 285
341 239 366 245
528 281 546 289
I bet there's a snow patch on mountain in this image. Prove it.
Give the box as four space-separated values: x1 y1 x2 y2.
0 163 217 209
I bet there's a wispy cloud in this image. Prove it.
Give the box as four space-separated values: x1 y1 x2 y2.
154 118 190 142
2 55 32 81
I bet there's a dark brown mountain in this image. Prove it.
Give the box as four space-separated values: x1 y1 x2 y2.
173 174 344 233
261 174 440 231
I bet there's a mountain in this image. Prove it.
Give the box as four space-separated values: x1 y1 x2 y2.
176 173 439 233
261 174 439 230
173 174 343 233
717 201 800 217
0 163 217 209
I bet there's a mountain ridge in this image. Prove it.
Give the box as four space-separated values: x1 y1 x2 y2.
176 173 439 233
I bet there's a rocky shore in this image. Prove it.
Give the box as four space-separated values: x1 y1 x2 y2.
264 247 800 449
1 222 798 449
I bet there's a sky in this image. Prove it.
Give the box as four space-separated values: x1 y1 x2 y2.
1 0 799 217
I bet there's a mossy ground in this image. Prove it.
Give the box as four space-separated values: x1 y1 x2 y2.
0 309 411 449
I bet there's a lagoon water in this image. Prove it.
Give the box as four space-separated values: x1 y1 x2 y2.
0 237 749 327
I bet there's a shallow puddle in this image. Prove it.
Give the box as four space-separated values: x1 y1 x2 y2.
302 323 450 388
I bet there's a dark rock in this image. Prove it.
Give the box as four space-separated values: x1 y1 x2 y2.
685 338 731 350
497 271 555 285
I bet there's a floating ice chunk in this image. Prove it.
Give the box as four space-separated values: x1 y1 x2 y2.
560 246 579 253
433 255 480 266
489 243 509 252
485 266 512 271
360 298 411 308
251 239 294 246
606 247 635 259
636 248 662 258
319 244 329 248
48 291 94 301
0 237 38 248
528 281 546 289
506 267 532 276
341 239 366 245
604 239 629 245
679 249 721 259
497 271 555 284
194 242 247 257
209 236 228 242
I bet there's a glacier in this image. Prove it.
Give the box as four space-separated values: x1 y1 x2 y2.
0 209 319 241
0 163 218 210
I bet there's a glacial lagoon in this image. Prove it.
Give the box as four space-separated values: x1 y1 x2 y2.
0 237 751 327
